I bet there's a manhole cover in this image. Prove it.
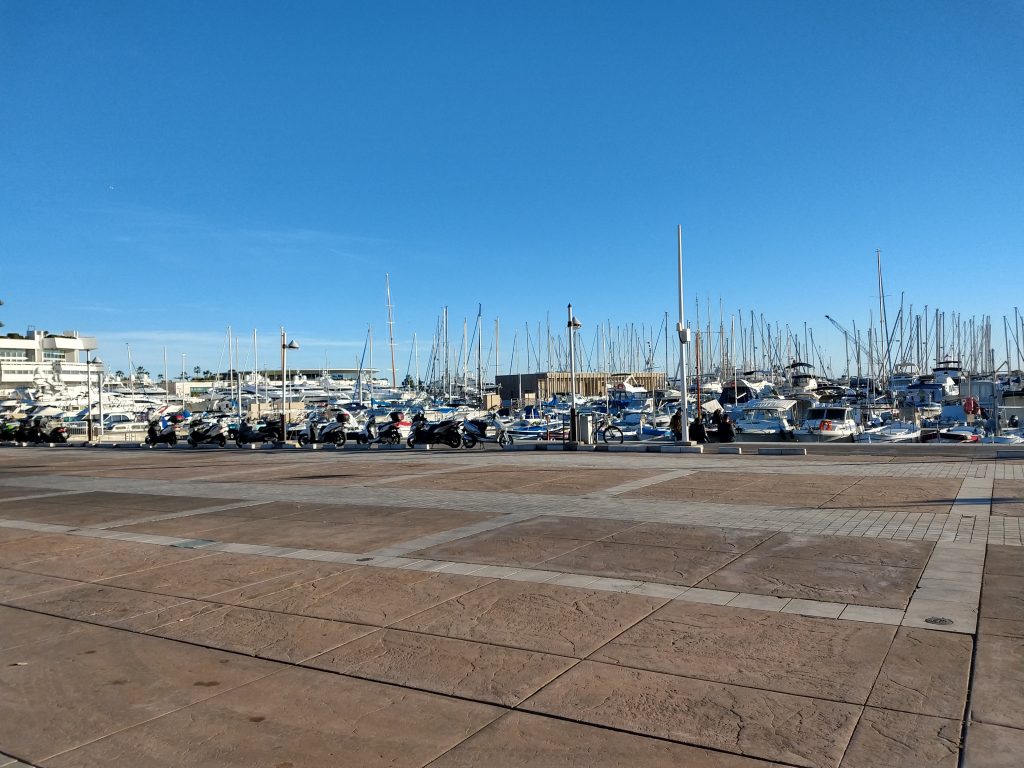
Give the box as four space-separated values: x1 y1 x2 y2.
925 617 954 625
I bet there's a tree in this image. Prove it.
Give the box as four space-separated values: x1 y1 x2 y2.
114 370 126 380
193 366 201 378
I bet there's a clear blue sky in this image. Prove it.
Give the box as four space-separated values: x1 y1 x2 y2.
2 1 1021 378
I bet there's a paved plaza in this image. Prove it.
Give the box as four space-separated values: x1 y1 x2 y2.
1 443 1023 767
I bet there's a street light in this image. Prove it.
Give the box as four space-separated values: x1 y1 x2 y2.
86 353 102 442
567 305 581 442
280 328 299 442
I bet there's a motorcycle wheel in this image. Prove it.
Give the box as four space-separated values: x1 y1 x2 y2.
188 438 196 447
462 434 478 449
335 431 347 447
498 432 512 447
218 436 227 447
385 431 400 445
235 438 244 447
298 434 309 446
145 436 154 445
445 432 462 449
406 436 416 448
169 434 177 446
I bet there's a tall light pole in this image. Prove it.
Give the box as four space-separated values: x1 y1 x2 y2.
677 226 692 443
567 304 581 442
86 353 101 442
96 358 104 439
280 328 299 441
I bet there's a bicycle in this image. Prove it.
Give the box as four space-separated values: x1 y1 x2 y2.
591 417 624 444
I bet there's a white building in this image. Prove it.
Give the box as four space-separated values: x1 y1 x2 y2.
0 327 100 396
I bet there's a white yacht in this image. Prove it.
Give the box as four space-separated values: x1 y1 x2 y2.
732 399 797 442
854 421 922 443
794 405 861 442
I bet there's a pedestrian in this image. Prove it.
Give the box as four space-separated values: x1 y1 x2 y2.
688 417 708 444
718 415 736 443
669 408 683 442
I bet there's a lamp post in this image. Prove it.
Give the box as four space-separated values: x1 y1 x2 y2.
86 353 101 442
567 305 581 442
676 225 692 444
280 328 299 442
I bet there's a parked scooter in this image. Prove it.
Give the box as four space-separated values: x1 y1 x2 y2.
461 412 514 448
299 412 349 446
0 420 18 442
187 418 228 447
146 414 181 446
366 411 409 445
235 419 277 446
16 416 69 444
407 412 462 448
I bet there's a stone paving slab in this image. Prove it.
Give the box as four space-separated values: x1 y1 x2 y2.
399 467 663 495
606 521 777 552
0 621 279 763
0 604 88 652
11 538 213 582
429 710 780 767
523 660 860 768
9 582 195 626
483 514 641 540
99 551 323 600
0 532 113 566
839 707 960 768
589 601 895 703
963 722 1024 768
970 634 1024 730
408 532 593 568
865 626 972 718
697 553 921 609
540 540 741 586
143 603 377 663
746 532 933 568
308 627 577 706
241 566 493 627
993 479 1024 516
394 580 665 657
0 568 83 602
43 665 503 768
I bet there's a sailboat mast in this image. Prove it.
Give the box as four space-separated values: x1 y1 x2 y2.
385 274 397 389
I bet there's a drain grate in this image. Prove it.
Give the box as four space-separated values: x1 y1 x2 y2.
925 616 954 625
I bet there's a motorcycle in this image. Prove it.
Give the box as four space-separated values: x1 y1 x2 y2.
298 413 348 446
461 413 514 448
406 412 462 448
366 411 409 446
187 418 228 447
235 419 277 446
1 420 20 441
17 417 68 444
146 417 179 446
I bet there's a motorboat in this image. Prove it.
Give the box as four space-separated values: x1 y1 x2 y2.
732 399 797 442
854 421 922 443
937 424 984 443
794 405 861 442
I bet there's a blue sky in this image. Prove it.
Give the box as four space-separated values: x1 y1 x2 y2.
1 1 1021 379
